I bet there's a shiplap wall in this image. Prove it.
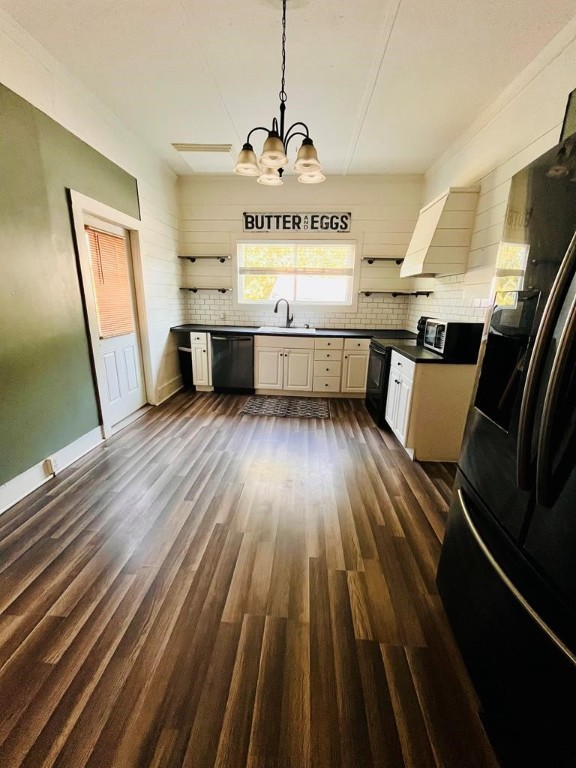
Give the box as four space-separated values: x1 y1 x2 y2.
178 174 424 329
408 21 576 329
0 13 183 404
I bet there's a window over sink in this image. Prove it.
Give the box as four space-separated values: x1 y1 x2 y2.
236 241 357 307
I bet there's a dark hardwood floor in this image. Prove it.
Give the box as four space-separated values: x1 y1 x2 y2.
0 392 499 767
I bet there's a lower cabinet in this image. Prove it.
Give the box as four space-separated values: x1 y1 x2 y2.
254 337 313 391
190 332 212 387
385 349 477 462
341 339 370 393
385 351 414 445
255 334 369 396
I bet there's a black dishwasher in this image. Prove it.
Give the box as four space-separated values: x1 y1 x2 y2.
211 335 255 394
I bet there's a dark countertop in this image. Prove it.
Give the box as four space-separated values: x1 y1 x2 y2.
170 324 417 340
373 338 475 364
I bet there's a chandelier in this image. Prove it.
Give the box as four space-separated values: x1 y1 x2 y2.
233 0 325 186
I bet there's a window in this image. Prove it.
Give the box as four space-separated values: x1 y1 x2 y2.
237 242 356 305
86 226 135 338
492 241 530 308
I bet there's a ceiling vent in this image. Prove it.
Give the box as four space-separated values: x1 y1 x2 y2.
172 143 236 173
401 186 480 277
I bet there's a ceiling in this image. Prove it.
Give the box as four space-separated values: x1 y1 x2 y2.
3 0 576 176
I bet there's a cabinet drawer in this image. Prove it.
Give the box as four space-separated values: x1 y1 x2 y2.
313 360 341 377
255 335 314 349
314 337 344 350
313 376 340 392
314 349 342 362
190 331 208 346
344 337 370 351
390 350 416 381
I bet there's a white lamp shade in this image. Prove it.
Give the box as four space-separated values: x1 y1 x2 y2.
257 168 284 186
293 140 322 172
298 170 326 184
259 134 288 168
234 145 261 176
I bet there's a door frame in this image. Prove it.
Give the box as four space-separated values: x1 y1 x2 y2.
69 190 154 437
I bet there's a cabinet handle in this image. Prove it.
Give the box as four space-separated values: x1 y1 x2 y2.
326 368 329 371
325 383 329 387
326 354 330 358
344 355 348 359
397 362 402 366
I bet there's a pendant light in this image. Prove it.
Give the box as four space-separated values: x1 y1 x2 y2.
233 0 324 186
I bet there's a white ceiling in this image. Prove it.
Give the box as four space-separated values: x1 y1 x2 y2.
3 0 576 176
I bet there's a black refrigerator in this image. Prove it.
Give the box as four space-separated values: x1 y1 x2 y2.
436 134 576 767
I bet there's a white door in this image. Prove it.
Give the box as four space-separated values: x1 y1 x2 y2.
284 349 313 391
255 348 283 389
85 220 146 429
341 351 369 393
385 372 399 429
395 374 414 446
191 345 210 386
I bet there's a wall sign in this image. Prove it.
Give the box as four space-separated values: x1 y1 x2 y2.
243 212 351 233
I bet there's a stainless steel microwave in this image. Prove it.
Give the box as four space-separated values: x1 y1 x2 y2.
423 319 483 363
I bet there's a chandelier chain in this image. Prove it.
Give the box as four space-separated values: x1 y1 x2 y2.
279 0 287 104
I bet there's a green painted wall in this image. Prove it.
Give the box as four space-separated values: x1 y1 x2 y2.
0 83 140 485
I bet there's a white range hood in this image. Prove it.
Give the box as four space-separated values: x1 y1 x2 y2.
400 186 480 277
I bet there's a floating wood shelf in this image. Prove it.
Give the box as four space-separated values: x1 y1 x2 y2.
361 257 404 265
178 255 231 263
360 290 432 298
180 287 232 294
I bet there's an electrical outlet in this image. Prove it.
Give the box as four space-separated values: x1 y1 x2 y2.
44 455 60 475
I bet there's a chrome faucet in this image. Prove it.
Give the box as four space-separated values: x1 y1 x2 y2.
274 298 294 328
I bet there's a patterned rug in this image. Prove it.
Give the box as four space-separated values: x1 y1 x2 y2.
240 396 330 419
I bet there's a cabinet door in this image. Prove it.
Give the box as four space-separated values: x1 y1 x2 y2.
191 345 209 386
341 351 369 393
394 372 414 446
385 371 399 428
255 347 283 389
284 349 313 391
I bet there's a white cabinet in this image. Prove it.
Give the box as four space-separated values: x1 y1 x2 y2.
341 338 370 393
313 337 344 393
284 349 313 391
254 336 313 391
385 351 415 445
190 332 212 387
254 347 283 389
385 349 478 462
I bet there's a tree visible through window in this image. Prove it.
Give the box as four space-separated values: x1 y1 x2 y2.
493 242 530 307
237 242 356 305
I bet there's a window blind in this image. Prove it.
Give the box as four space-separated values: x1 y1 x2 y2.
86 227 135 339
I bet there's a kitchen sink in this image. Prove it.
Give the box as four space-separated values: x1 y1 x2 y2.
257 326 316 334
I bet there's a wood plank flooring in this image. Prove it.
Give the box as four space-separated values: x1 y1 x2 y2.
0 392 500 767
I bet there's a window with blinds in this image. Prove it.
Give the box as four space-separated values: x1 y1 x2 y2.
86 226 135 339
237 241 356 305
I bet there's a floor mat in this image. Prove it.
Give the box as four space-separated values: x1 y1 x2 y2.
240 395 330 418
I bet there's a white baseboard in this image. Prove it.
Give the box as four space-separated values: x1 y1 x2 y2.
156 375 183 404
0 426 104 516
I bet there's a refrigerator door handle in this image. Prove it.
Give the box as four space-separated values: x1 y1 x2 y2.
518 230 576 490
457 489 576 666
536 294 576 507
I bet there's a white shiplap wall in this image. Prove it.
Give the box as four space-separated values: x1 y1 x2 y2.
178 174 424 329
0 12 184 404
408 21 576 329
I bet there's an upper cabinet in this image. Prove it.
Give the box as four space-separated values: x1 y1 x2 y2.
400 186 480 278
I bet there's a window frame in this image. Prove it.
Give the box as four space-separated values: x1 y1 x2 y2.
234 239 360 312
